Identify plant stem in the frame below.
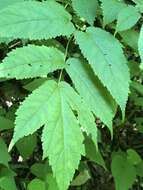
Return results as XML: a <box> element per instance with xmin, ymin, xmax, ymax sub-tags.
<box><xmin>58</xmin><ymin>35</ymin><xmax>73</xmax><ymax>83</ymax></box>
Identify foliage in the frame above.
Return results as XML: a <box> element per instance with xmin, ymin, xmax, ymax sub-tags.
<box><xmin>0</xmin><ymin>0</ymin><xmax>143</xmax><ymax>190</ymax></box>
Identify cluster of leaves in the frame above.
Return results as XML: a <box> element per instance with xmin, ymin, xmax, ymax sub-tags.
<box><xmin>0</xmin><ymin>0</ymin><xmax>143</xmax><ymax>189</ymax></box>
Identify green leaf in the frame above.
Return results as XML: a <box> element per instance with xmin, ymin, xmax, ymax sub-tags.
<box><xmin>120</xmin><ymin>29</ymin><xmax>139</xmax><ymax>52</ymax></box>
<box><xmin>46</xmin><ymin>174</ymin><xmax>59</xmax><ymax>190</ymax></box>
<box><xmin>0</xmin><ymin>45</ymin><xmax>65</xmax><ymax>79</ymax></box>
<box><xmin>111</xmin><ymin>152</ymin><xmax>136</xmax><ymax>190</ymax></box>
<box><xmin>0</xmin><ymin>116</ymin><xmax>14</xmax><ymax>131</ymax></box>
<box><xmin>138</xmin><ymin>24</ymin><xmax>143</xmax><ymax>68</ymax></box>
<box><xmin>31</xmin><ymin>162</ymin><xmax>51</xmax><ymax>180</ymax></box>
<box><xmin>84</xmin><ymin>137</ymin><xmax>106</xmax><ymax>169</ymax></box>
<box><xmin>136</xmin><ymin>162</ymin><xmax>143</xmax><ymax>177</ymax></box>
<box><xmin>42</xmin><ymin>118</ymin><xmax>84</xmax><ymax>190</ymax></box>
<box><xmin>27</xmin><ymin>179</ymin><xmax>46</xmax><ymax>190</ymax></box>
<box><xmin>0</xmin><ymin>167</ymin><xmax>16</xmax><ymax>178</ymax></box>
<box><xmin>131</xmin><ymin>81</ymin><xmax>143</xmax><ymax>96</ymax></box>
<box><xmin>116</xmin><ymin>6</ymin><xmax>140</xmax><ymax>32</ymax></box>
<box><xmin>132</xmin><ymin>0</ymin><xmax>143</xmax><ymax>13</ymax></box>
<box><xmin>57</xmin><ymin>80</ymin><xmax>98</xmax><ymax>146</ymax></box>
<box><xmin>16</xmin><ymin>133</ymin><xmax>37</xmax><ymax>159</ymax></box>
<box><xmin>0</xmin><ymin>0</ymin><xmax>24</xmax><ymax>10</ymax></box>
<box><xmin>0</xmin><ymin>138</ymin><xmax>11</xmax><ymax>167</ymax></box>
<box><xmin>10</xmin><ymin>80</ymin><xmax>88</xmax><ymax>190</ymax></box>
<box><xmin>135</xmin><ymin>117</ymin><xmax>143</xmax><ymax>126</ymax></box>
<box><xmin>128</xmin><ymin>61</ymin><xmax>140</xmax><ymax>78</ymax></box>
<box><xmin>0</xmin><ymin>176</ymin><xmax>17</xmax><ymax>190</ymax></box>
<box><xmin>9</xmin><ymin>80</ymin><xmax>61</xmax><ymax>144</ymax></box>
<box><xmin>72</xmin><ymin>0</ymin><xmax>98</xmax><ymax>25</ymax></box>
<box><xmin>77</xmin><ymin>105</ymin><xmax>98</xmax><ymax>146</ymax></box>
<box><xmin>75</xmin><ymin>27</ymin><xmax>130</xmax><ymax>117</ymax></box>
<box><xmin>71</xmin><ymin>169</ymin><xmax>90</xmax><ymax>186</ymax></box>
<box><xmin>127</xmin><ymin>149</ymin><xmax>142</xmax><ymax>165</ymax></box>
<box><xmin>66</xmin><ymin>58</ymin><xmax>116</xmax><ymax>132</ymax></box>
<box><xmin>134</xmin><ymin>98</ymin><xmax>143</xmax><ymax>107</ymax></box>
<box><xmin>41</xmin><ymin>81</ymin><xmax>85</xmax><ymax>190</ymax></box>
<box><xmin>23</xmin><ymin>78</ymin><xmax>47</xmax><ymax>92</ymax></box>
<box><xmin>100</xmin><ymin>0</ymin><xmax>126</xmax><ymax>26</ymax></box>
<box><xmin>31</xmin><ymin>163</ymin><xmax>59</xmax><ymax>190</ymax></box>
<box><xmin>0</xmin><ymin>1</ymin><xmax>75</xmax><ymax>40</ymax></box>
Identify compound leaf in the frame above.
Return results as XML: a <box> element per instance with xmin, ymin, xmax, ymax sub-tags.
<box><xmin>10</xmin><ymin>80</ymin><xmax>91</xmax><ymax>190</ymax></box>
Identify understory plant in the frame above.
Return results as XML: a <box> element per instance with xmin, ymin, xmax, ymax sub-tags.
<box><xmin>0</xmin><ymin>0</ymin><xmax>143</xmax><ymax>190</ymax></box>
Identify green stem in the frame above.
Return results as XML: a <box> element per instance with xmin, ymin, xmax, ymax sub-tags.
<box><xmin>114</xmin><ymin>30</ymin><xmax>117</xmax><ymax>37</ymax></box>
<box><xmin>58</xmin><ymin>35</ymin><xmax>73</xmax><ymax>83</ymax></box>
<box><xmin>58</xmin><ymin>69</ymin><xmax>63</xmax><ymax>83</ymax></box>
